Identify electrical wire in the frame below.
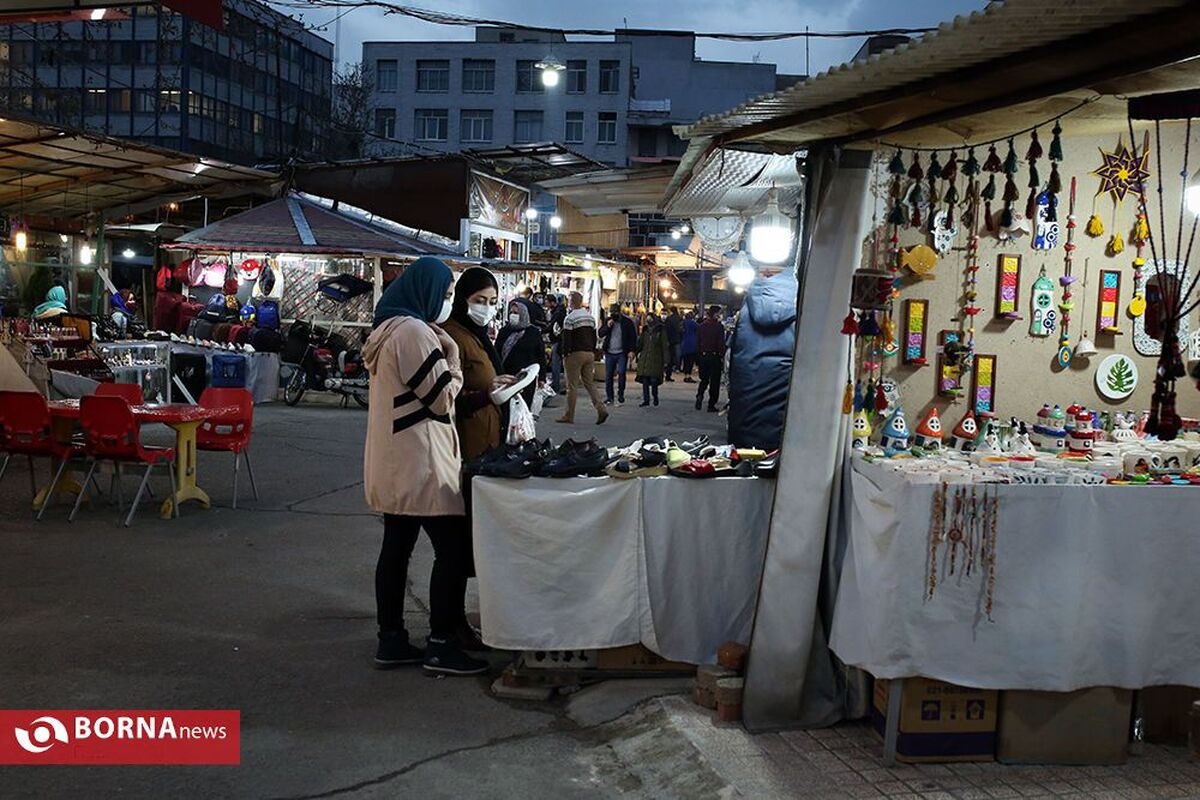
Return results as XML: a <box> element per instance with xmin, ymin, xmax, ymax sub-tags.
<box><xmin>873</xmin><ymin>97</ymin><xmax>1100</xmax><ymax>152</ymax></box>
<box><xmin>270</xmin><ymin>0</ymin><xmax>936</xmax><ymax>42</ymax></box>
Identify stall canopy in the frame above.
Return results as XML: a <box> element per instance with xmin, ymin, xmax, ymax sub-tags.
<box><xmin>539</xmin><ymin>164</ymin><xmax>677</xmax><ymax>216</ymax></box>
<box><xmin>167</xmin><ymin>193</ymin><xmax>459</xmax><ymax>257</ymax></box>
<box><xmin>666</xmin><ymin>0</ymin><xmax>1200</xmax><ymax>733</ymax></box>
<box><xmin>0</xmin><ymin>116</ymin><xmax>276</xmax><ymax>219</ymax></box>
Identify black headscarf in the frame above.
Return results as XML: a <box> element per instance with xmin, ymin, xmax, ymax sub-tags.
<box><xmin>450</xmin><ymin>266</ymin><xmax>502</xmax><ymax>372</ymax></box>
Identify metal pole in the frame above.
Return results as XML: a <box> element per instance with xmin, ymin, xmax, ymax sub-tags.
<box><xmin>698</xmin><ymin>245</ymin><xmax>706</xmax><ymax>312</ymax></box>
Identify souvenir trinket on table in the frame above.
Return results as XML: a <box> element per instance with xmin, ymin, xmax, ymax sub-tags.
<box><xmin>948</xmin><ymin>410</ymin><xmax>978</xmax><ymax>452</ymax></box>
<box><xmin>1031</xmin><ymin>404</ymin><xmax>1068</xmax><ymax>453</ymax></box>
<box><xmin>879</xmin><ymin>407</ymin><xmax>911</xmax><ymax>456</ymax></box>
<box><xmin>1029</xmin><ymin>266</ymin><xmax>1057</xmax><ymax>337</ymax></box>
<box><xmin>851</xmin><ymin>409</ymin><xmax>873</xmax><ymax>449</ymax></box>
<box><xmin>1067</xmin><ymin>407</ymin><xmax>1096</xmax><ymax>457</ymax></box>
<box><xmin>1111</xmin><ymin>411</ymin><xmax>1138</xmax><ymax>442</ymax></box>
<box><xmin>913</xmin><ymin>407</ymin><xmax>944</xmax><ymax>451</ymax></box>
<box><xmin>1010</xmin><ymin>422</ymin><xmax>1037</xmax><ymax>457</ymax></box>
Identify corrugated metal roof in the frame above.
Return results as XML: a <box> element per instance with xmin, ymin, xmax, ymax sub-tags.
<box><xmin>664</xmin><ymin>149</ymin><xmax>800</xmax><ymax>218</ymax></box>
<box><xmin>679</xmin><ymin>0</ymin><xmax>1194</xmax><ymax>146</ymax></box>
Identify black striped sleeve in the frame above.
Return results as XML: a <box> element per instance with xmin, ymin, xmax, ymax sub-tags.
<box><xmin>404</xmin><ymin>348</ymin><xmax>445</xmax><ymax>389</ymax></box>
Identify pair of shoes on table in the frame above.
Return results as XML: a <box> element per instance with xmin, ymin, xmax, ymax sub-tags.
<box><xmin>681</xmin><ymin>435</ymin><xmax>710</xmax><ymax>456</ymax></box>
<box><xmin>469</xmin><ymin>439</ymin><xmax>554</xmax><ymax>479</ymax></box>
<box><xmin>538</xmin><ymin>438</ymin><xmax>610</xmax><ymax>478</ymax></box>
<box><xmin>607</xmin><ymin>446</ymin><xmax>668</xmax><ymax>479</ymax></box>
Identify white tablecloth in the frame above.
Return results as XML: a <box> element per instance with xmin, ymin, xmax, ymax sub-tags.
<box><xmin>169</xmin><ymin>345</ymin><xmax>280</xmax><ymax>403</ymax></box>
<box><xmin>472</xmin><ymin>475</ymin><xmax>775</xmax><ymax>664</ymax></box>
<box><xmin>829</xmin><ymin>457</ymin><xmax>1200</xmax><ymax>690</ymax></box>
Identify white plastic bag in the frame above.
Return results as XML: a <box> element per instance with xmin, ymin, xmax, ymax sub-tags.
<box><xmin>530</xmin><ymin>379</ymin><xmax>554</xmax><ymax>419</ymax></box>
<box><xmin>506</xmin><ymin>393</ymin><xmax>537</xmax><ymax>445</ymax></box>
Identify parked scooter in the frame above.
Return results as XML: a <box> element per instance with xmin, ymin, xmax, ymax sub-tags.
<box><xmin>281</xmin><ymin>274</ymin><xmax>371</xmax><ymax>408</ymax></box>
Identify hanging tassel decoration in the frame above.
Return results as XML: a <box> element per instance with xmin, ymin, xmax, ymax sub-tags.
<box><xmin>928</xmin><ymin>151</ymin><xmax>943</xmax><ymax>179</ymax></box>
<box><xmin>859</xmin><ymin>311</ymin><xmax>882</xmax><ymax>338</ymax></box>
<box><xmin>944</xmin><ymin>181</ymin><xmax>960</xmax><ymax>227</ymax></box>
<box><xmin>842</xmin><ymin>380</ymin><xmax>854</xmax><ymax>415</ymax></box>
<box><xmin>1046</xmin><ymin>163</ymin><xmax>1063</xmax><ymax>222</ymax></box>
<box><xmin>963</xmin><ymin>148</ymin><xmax>980</xmax><ymax>177</ymax></box>
<box><xmin>982</xmin><ymin>144</ymin><xmax>1002</xmax><ymax>173</ymax></box>
<box><xmin>1025</xmin><ymin>129</ymin><xmax>1043</xmax><ymax>161</ymax></box>
<box><xmin>888</xmin><ymin>201</ymin><xmax>906</xmax><ymax>226</ymax></box>
<box><xmin>908</xmin><ymin>153</ymin><xmax>924</xmax><ymax>180</ymax></box>
<box><xmin>1086</xmin><ymin>194</ymin><xmax>1105</xmax><ymax>237</ymax></box>
<box><xmin>1025</xmin><ymin>189</ymin><xmax>1038</xmax><ymax>222</ymax></box>
<box><xmin>874</xmin><ymin>383</ymin><xmax>889</xmax><ymax>414</ymax></box>
<box><xmin>981</xmin><ymin>174</ymin><xmax>997</xmax><ymax>231</ymax></box>
<box><xmin>1002</xmin><ymin>139</ymin><xmax>1019</xmax><ymax>175</ymax></box>
<box><xmin>1048</xmin><ymin>120</ymin><xmax>1064</xmax><ymax>162</ymax></box>
<box><xmin>841</xmin><ymin>311</ymin><xmax>859</xmax><ymax>335</ymax></box>
<box><xmin>1131</xmin><ymin>212</ymin><xmax>1150</xmax><ymax>246</ymax></box>
<box><xmin>941</xmin><ymin>151</ymin><xmax>959</xmax><ymax>181</ymax></box>
<box><xmin>1108</xmin><ymin>231</ymin><xmax>1125</xmax><ymax>256</ymax></box>
<box><xmin>888</xmin><ymin>150</ymin><xmax>906</xmax><ymax>175</ymax></box>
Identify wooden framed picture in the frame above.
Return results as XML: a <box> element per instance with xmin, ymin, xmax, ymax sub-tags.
<box><xmin>936</xmin><ymin>330</ymin><xmax>966</xmax><ymax>397</ymax></box>
<box><xmin>994</xmin><ymin>254</ymin><xmax>1022</xmax><ymax>319</ymax></box>
<box><xmin>1096</xmin><ymin>269</ymin><xmax>1123</xmax><ymax>335</ymax></box>
<box><xmin>902</xmin><ymin>298</ymin><xmax>929</xmax><ymax>365</ymax></box>
<box><xmin>971</xmin><ymin>354</ymin><xmax>997</xmax><ymax>415</ymax></box>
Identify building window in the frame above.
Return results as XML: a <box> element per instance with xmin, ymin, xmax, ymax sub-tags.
<box><xmin>460</xmin><ymin>109</ymin><xmax>493</xmax><ymax>143</ymax></box>
<box><xmin>110</xmin><ymin>89</ymin><xmax>131</xmax><ymax>113</ymax></box>
<box><xmin>462</xmin><ymin>59</ymin><xmax>495</xmax><ymax>93</ymax></box>
<box><xmin>598</xmin><ymin>112</ymin><xmax>617</xmax><ymax>144</ymax></box>
<box><xmin>416</xmin><ymin>59</ymin><xmax>449</xmax><ymax>93</ymax></box>
<box><xmin>84</xmin><ymin>89</ymin><xmax>107</xmax><ymax>114</ymax></box>
<box><xmin>376</xmin><ymin>59</ymin><xmax>398</xmax><ymax>93</ymax></box>
<box><xmin>599</xmin><ymin>60</ymin><xmax>620</xmax><ymax>94</ymax></box>
<box><xmin>566</xmin><ymin>60</ymin><xmax>587</xmax><ymax>94</ymax></box>
<box><xmin>513</xmin><ymin>110</ymin><xmax>543</xmax><ymax>143</ymax></box>
<box><xmin>374</xmin><ymin>108</ymin><xmax>396</xmax><ymax>139</ymax></box>
<box><xmin>414</xmin><ymin>108</ymin><xmax>448</xmax><ymax>141</ymax></box>
<box><xmin>515</xmin><ymin>60</ymin><xmax>542</xmax><ymax>93</ymax></box>
<box><xmin>159</xmin><ymin>90</ymin><xmax>182</xmax><ymax>113</ymax></box>
<box><xmin>565</xmin><ymin>111</ymin><xmax>584</xmax><ymax>144</ymax></box>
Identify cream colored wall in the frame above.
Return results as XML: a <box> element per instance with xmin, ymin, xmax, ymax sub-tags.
<box><xmin>870</xmin><ymin>122</ymin><xmax>1200</xmax><ymax>425</ymax></box>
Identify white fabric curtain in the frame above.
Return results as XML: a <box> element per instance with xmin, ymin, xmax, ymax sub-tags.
<box><xmin>743</xmin><ymin>148</ymin><xmax>875</xmax><ymax>730</ymax></box>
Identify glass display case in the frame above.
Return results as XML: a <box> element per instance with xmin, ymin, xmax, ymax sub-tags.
<box><xmin>97</xmin><ymin>340</ymin><xmax>172</xmax><ymax>403</ymax></box>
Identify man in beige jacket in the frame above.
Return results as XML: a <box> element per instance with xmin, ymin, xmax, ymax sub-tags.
<box><xmin>556</xmin><ymin>291</ymin><xmax>609</xmax><ymax>425</ymax></box>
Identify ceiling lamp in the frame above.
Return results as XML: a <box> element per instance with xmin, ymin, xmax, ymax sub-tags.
<box><xmin>14</xmin><ymin>226</ymin><xmax>27</xmax><ymax>252</ymax></box>
<box><xmin>727</xmin><ymin>250</ymin><xmax>756</xmax><ymax>288</ymax></box>
<box><xmin>549</xmin><ymin>215</ymin><xmax>562</xmax><ymax>230</ymax></box>
<box><xmin>524</xmin><ymin>207</ymin><xmax>538</xmax><ymax>220</ymax></box>
<box><xmin>670</xmin><ymin>229</ymin><xmax>681</xmax><ymax>240</ymax></box>
<box><xmin>537</xmin><ymin>57</ymin><xmax>565</xmax><ymax>87</ymax></box>
<box><xmin>79</xmin><ymin>243</ymin><xmax>94</xmax><ymax>265</ymax></box>
<box><xmin>748</xmin><ymin>189</ymin><xmax>793</xmax><ymax>264</ymax></box>
<box><xmin>122</xmin><ymin>248</ymin><xmax>136</xmax><ymax>258</ymax></box>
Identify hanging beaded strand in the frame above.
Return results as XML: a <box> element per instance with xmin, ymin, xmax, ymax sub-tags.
<box><xmin>1059</xmin><ymin>176</ymin><xmax>1079</xmax><ymax>353</ymax></box>
<box><xmin>985</xmin><ymin>487</ymin><xmax>1000</xmax><ymax>621</ymax></box>
<box><xmin>927</xmin><ymin>483</ymin><xmax>946</xmax><ymax>600</ymax></box>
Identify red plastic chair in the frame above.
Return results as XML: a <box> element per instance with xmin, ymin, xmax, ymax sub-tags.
<box><xmin>0</xmin><ymin>390</ymin><xmax>80</xmax><ymax>515</ymax></box>
<box><xmin>73</xmin><ymin>395</ymin><xmax>176</xmax><ymax>527</ymax></box>
<box><xmin>196</xmin><ymin>387</ymin><xmax>257</xmax><ymax>508</ymax></box>
<box><xmin>96</xmin><ymin>382</ymin><xmax>145</xmax><ymax>405</ymax></box>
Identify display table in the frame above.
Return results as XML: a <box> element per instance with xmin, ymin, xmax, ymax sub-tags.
<box><xmin>829</xmin><ymin>455</ymin><xmax>1200</xmax><ymax>692</ymax></box>
<box><xmin>472</xmin><ymin>475</ymin><xmax>775</xmax><ymax>665</ymax></box>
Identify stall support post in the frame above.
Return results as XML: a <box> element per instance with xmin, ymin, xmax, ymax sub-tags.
<box><xmin>372</xmin><ymin>257</ymin><xmax>382</xmax><ymax>310</ymax></box>
<box><xmin>92</xmin><ymin>217</ymin><xmax>107</xmax><ymax>316</ymax></box>
<box><xmin>882</xmin><ymin>677</ymin><xmax>904</xmax><ymax>766</ymax></box>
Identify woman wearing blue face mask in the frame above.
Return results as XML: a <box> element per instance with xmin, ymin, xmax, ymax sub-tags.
<box><xmin>364</xmin><ymin>257</ymin><xmax>487</xmax><ymax>676</ymax></box>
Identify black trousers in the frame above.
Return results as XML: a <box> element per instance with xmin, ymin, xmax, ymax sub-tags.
<box><xmin>696</xmin><ymin>353</ymin><xmax>723</xmax><ymax>408</ymax></box>
<box><xmin>680</xmin><ymin>352</ymin><xmax>696</xmax><ymax>375</ymax></box>
<box><xmin>376</xmin><ymin>513</ymin><xmax>472</xmax><ymax>641</ymax></box>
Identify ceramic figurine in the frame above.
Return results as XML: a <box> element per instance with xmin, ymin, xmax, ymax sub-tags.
<box><xmin>1030</xmin><ymin>267</ymin><xmax>1057</xmax><ymax>337</ymax></box>
<box><xmin>949</xmin><ymin>409</ymin><xmax>979</xmax><ymax>452</ymax></box>
<box><xmin>1033</xmin><ymin>191</ymin><xmax>1060</xmax><ymax>250</ymax></box>
<box><xmin>913</xmin><ymin>407</ymin><xmax>944</xmax><ymax>450</ymax></box>
<box><xmin>875</xmin><ymin>377</ymin><xmax>900</xmax><ymax>418</ymax></box>
<box><xmin>977</xmin><ymin>421</ymin><xmax>1003</xmax><ymax>454</ymax></box>
<box><xmin>851</xmin><ymin>409</ymin><xmax>872</xmax><ymax>449</ymax></box>
<box><xmin>1111</xmin><ymin>411</ymin><xmax>1138</xmax><ymax>442</ymax></box>
<box><xmin>879</xmin><ymin>407</ymin><xmax>911</xmax><ymax>456</ymax></box>
<box><xmin>1032</xmin><ymin>404</ymin><xmax>1068</xmax><ymax>453</ymax></box>
<box><xmin>1068</xmin><ymin>407</ymin><xmax>1096</xmax><ymax>456</ymax></box>
<box><xmin>1012</xmin><ymin>422</ymin><xmax>1038</xmax><ymax>456</ymax></box>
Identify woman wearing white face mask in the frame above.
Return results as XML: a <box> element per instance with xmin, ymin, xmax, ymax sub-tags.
<box><xmin>495</xmin><ymin>298</ymin><xmax>546</xmax><ymax>408</ymax></box>
<box><xmin>441</xmin><ymin>267</ymin><xmax>515</xmax><ymax>462</ymax></box>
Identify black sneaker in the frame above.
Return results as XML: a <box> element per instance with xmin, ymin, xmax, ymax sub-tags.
<box><xmin>374</xmin><ymin>631</ymin><xmax>424</xmax><ymax>669</ymax></box>
<box><xmin>539</xmin><ymin>439</ymin><xmax>610</xmax><ymax>477</ymax></box>
<box><xmin>423</xmin><ymin>637</ymin><xmax>489</xmax><ymax>676</ymax></box>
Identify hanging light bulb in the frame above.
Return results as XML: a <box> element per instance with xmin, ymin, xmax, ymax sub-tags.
<box><xmin>658</xmin><ymin>278</ymin><xmax>671</xmax><ymax>289</ymax></box>
<box><xmin>1186</xmin><ymin>167</ymin><xmax>1200</xmax><ymax>215</ymax></box>
<box><xmin>79</xmin><ymin>243</ymin><xmax>93</xmax><ymax>265</ymax></box>
<box><xmin>122</xmin><ymin>248</ymin><xmax>136</xmax><ymax>259</ymax></box>
<box><xmin>748</xmin><ymin>189</ymin><xmax>793</xmax><ymax>264</ymax></box>
<box><xmin>536</xmin><ymin>57</ymin><xmax>565</xmax><ymax>88</ymax></box>
<box><xmin>727</xmin><ymin>250</ymin><xmax>757</xmax><ymax>288</ymax></box>
<box><xmin>59</xmin><ymin>233</ymin><xmax>69</xmax><ymax>244</ymax></box>
<box><xmin>549</xmin><ymin>215</ymin><xmax>562</xmax><ymax>230</ymax></box>
<box><xmin>679</xmin><ymin>223</ymin><xmax>690</xmax><ymax>234</ymax></box>
<box><xmin>524</xmin><ymin>207</ymin><xmax>538</xmax><ymax>221</ymax></box>
<box><xmin>671</xmin><ymin>229</ymin><xmax>682</xmax><ymax>240</ymax></box>
<box><xmin>14</xmin><ymin>228</ymin><xmax>27</xmax><ymax>252</ymax></box>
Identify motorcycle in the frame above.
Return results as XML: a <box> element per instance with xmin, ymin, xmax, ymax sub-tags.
<box><xmin>281</xmin><ymin>274</ymin><xmax>372</xmax><ymax>408</ymax></box>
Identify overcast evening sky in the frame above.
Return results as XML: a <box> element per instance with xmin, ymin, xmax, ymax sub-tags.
<box><xmin>272</xmin><ymin>0</ymin><xmax>988</xmax><ymax>76</ymax></box>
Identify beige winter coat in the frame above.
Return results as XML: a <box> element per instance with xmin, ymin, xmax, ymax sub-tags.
<box><xmin>363</xmin><ymin>316</ymin><xmax>465</xmax><ymax>517</ymax></box>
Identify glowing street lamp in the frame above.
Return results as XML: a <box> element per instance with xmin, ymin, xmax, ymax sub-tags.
<box><xmin>536</xmin><ymin>57</ymin><xmax>565</xmax><ymax>88</ymax></box>
<box><xmin>727</xmin><ymin>250</ymin><xmax>756</xmax><ymax>288</ymax></box>
<box><xmin>748</xmin><ymin>189</ymin><xmax>793</xmax><ymax>264</ymax></box>
<box><xmin>549</xmin><ymin>215</ymin><xmax>562</xmax><ymax>230</ymax></box>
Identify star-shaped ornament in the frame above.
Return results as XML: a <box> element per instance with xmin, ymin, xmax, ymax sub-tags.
<box><xmin>1093</xmin><ymin>138</ymin><xmax>1151</xmax><ymax>203</ymax></box>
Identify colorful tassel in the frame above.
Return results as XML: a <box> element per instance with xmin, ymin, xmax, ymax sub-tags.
<box><xmin>1002</xmin><ymin>174</ymin><xmax>1020</xmax><ymax>203</ymax></box>
<box><xmin>842</xmin><ymin>381</ymin><xmax>853</xmax><ymax>414</ymax></box>
<box><xmin>1048</xmin><ymin>121</ymin><xmax>1064</xmax><ymax>162</ymax></box>
<box><xmin>980</xmin><ymin>174</ymin><xmax>996</xmax><ymax>201</ymax></box>
<box><xmin>859</xmin><ymin>311</ymin><xmax>882</xmax><ymax>338</ymax></box>
<box><xmin>908</xmin><ymin>153</ymin><xmax>924</xmax><ymax>180</ymax></box>
<box><xmin>1000</xmin><ymin>206</ymin><xmax>1014</xmax><ymax>229</ymax></box>
<box><xmin>888</xmin><ymin>202</ymin><xmax>906</xmax><ymax>226</ymax></box>
<box><xmin>928</xmin><ymin>151</ymin><xmax>943</xmax><ymax>178</ymax></box>
<box><xmin>1003</xmin><ymin>139</ymin><xmax>1019</xmax><ymax>174</ymax></box>
<box><xmin>1107</xmin><ymin>232</ymin><xmax>1125</xmax><ymax>256</ymax></box>
<box><xmin>982</xmin><ymin>144</ymin><xmax>1002</xmax><ymax>173</ymax></box>
<box><xmin>984</xmin><ymin>202</ymin><xmax>995</xmax><ymax>231</ymax></box>
<box><xmin>888</xmin><ymin>150</ymin><xmax>905</xmax><ymax>175</ymax></box>
<box><xmin>1027</xmin><ymin>162</ymin><xmax>1040</xmax><ymax>189</ymax></box>
<box><xmin>963</xmin><ymin>148</ymin><xmax>980</xmax><ymax>177</ymax></box>
<box><xmin>941</xmin><ymin>151</ymin><xmax>959</xmax><ymax>181</ymax></box>
<box><xmin>1132</xmin><ymin>212</ymin><xmax>1150</xmax><ymax>246</ymax></box>
<box><xmin>1047</xmin><ymin>162</ymin><xmax>1062</xmax><ymax>195</ymax></box>
<box><xmin>1086</xmin><ymin>214</ymin><xmax>1105</xmax><ymax>237</ymax></box>
<box><xmin>1025</xmin><ymin>190</ymin><xmax>1037</xmax><ymax>221</ymax></box>
<box><xmin>841</xmin><ymin>311</ymin><xmax>859</xmax><ymax>335</ymax></box>
<box><xmin>853</xmin><ymin>380</ymin><xmax>864</xmax><ymax>412</ymax></box>
<box><xmin>1025</xmin><ymin>130</ymin><xmax>1043</xmax><ymax>161</ymax></box>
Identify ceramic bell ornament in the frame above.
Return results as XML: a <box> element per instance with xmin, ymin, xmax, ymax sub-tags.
<box><xmin>913</xmin><ymin>407</ymin><xmax>944</xmax><ymax>450</ymax></box>
<box><xmin>949</xmin><ymin>409</ymin><xmax>979</xmax><ymax>451</ymax></box>
<box><xmin>851</xmin><ymin>409</ymin><xmax>872</xmax><ymax>449</ymax></box>
<box><xmin>1074</xmin><ymin>335</ymin><xmax>1098</xmax><ymax>359</ymax></box>
<box><xmin>1030</xmin><ymin>266</ymin><xmax>1057</xmax><ymax>337</ymax></box>
<box><xmin>879</xmin><ymin>407</ymin><xmax>911</xmax><ymax>456</ymax></box>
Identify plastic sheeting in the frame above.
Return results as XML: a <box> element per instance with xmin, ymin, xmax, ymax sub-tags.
<box><xmin>831</xmin><ymin>459</ymin><xmax>1200</xmax><ymax>690</ymax></box>
<box><xmin>471</xmin><ymin>475</ymin><xmax>774</xmax><ymax>664</ymax></box>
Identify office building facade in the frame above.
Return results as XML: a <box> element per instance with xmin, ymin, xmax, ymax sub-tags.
<box><xmin>0</xmin><ymin>0</ymin><xmax>333</xmax><ymax>166</ymax></box>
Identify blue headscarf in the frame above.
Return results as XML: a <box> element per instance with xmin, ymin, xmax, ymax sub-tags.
<box><xmin>373</xmin><ymin>256</ymin><xmax>454</xmax><ymax>327</ymax></box>
<box><xmin>33</xmin><ymin>285</ymin><xmax>68</xmax><ymax>318</ymax></box>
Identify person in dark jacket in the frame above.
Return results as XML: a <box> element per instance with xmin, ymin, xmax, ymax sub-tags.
<box><xmin>679</xmin><ymin>311</ymin><xmax>699</xmax><ymax>381</ymax></box>
<box><xmin>495</xmin><ymin>299</ymin><xmax>545</xmax><ymax>406</ymax></box>
<box><xmin>727</xmin><ymin>271</ymin><xmax>797</xmax><ymax>449</ymax></box>
<box><xmin>695</xmin><ymin>305</ymin><xmax>726</xmax><ymax>412</ymax></box>
<box><xmin>598</xmin><ymin>303</ymin><xmax>638</xmax><ymax>404</ymax></box>
<box><xmin>547</xmin><ymin>295</ymin><xmax>567</xmax><ymax>394</ymax></box>
<box><xmin>556</xmin><ymin>291</ymin><xmax>608</xmax><ymax>425</ymax></box>
<box><xmin>635</xmin><ymin>312</ymin><xmax>671</xmax><ymax>406</ymax></box>
<box><xmin>663</xmin><ymin>307</ymin><xmax>682</xmax><ymax>382</ymax></box>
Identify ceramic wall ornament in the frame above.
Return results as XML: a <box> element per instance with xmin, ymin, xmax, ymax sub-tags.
<box><xmin>997</xmin><ymin>212</ymin><xmax>1031</xmax><ymax>242</ymax></box>
<box><xmin>1029</xmin><ymin>267</ymin><xmax>1057</xmax><ymax>337</ymax></box>
<box><xmin>936</xmin><ymin>330</ymin><xmax>969</xmax><ymax>397</ymax></box>
<box><xmin>1132</xmin><ymin>260</ymin><xmax>1191</xmax><ymax>356</ymax></box>
<box><xmin>900</xmin><ymin>244</ymin><xmax>939</xmax><ymax>279</ymax></box>
<box><xmin>970</xmin><ymin>353</ymin><xmax>997</xmax><ymax>415</ymax></box>
<box><xmin>1032</xmin><ymin>191</ymin><xmax>1060</xmax><ymax>250</ymax></box>
<box><xmin>994</xmin><ymin>254</ymin><xmax>1022</xmax><ymax>320</ymax></box>
<box><xmin>948</xmin><ymin>410</ymin><xmax>978</xmax><ymax>451</ymax></box>
<box><xmin>851</xmin><ymin>409</ymin><xmax>873</xmax><ymax>449</ymax></box>
<box><xmin>1096</xmin><ymin>353</ymin><xmax>1139</xmax><ymax>400</ymax></box>
<box><xmin>1096</xmin><ymin>269</ymin><xmax>1124</xmax><ymax>335</ymax></box>
<box><xmin>874</xmin><ymin>376</ymin><xmax>901</xmax><ymax>420</ymax></box>
<box><xmin>913</xmin><ymin>407</ymin><xmax>944</xmax><ymax>450</ymax></box>
<box><xmin>902</xmin><ymin>298</ymin><xmax>929</xmax><ymax>365</ymax></box>
<box><xmin>879</xmin><ymin>407</ymin><xmax>911</xmax><ymax>456</ymax></box>
<box><xmin>931</xmin><ymin>210</ymin><xmax>958</xmax><ymax>256</ymax></box>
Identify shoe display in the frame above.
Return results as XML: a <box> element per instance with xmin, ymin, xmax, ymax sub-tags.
<box><xmin>469</xmin><ymin>439</ymin><xmax>553</xmax><ymax>479</ymax></box>
<box><xmin>681</xmin><ymin>435</ymin><xmax>711</xmax><ymax>455</ymax></box>
<box><xmin>538</xmin><ymin>439</ymin><xmax>610</xmax><ymax>478</ymax></box>
<box><xmin>666</xmin><ymin>447</ymin><xmax>690</xmax><ymax>469</ymax></box>
<box><xmin>374</xmin><ymin>631</ymin><xmax>425</xmax><ymax>669</ymax></box>
<box><xmin>671</xmin><ymin>459</ymin><xmax>716</xmax><ymax>478</ymax></box>
<box><xmin>423</xmin><ymin>637</ymin><xmax>489</xmax><ymax>676</ymax></box>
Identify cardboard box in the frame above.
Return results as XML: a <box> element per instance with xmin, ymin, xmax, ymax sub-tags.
<box><xmin>872</xmin><ymin>677</ymin><xmax>997</xmax><ymax>763</ymax></box>
<box><xmin>593</xmin><ymin>644</ymin><xmax>693</xmax><ymax>673</ymax></box>
<box><xmin>1141</xmin><ymin>686</ymin><xmax>1200</xmax><ymax>745</ymax></box>
<box><xmin>998</xmin><ymin>687</ymin><xmax>1132</xmax><ymax>765</ymax></box>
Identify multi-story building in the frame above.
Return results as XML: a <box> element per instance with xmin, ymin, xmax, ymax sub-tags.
<box><xmin>363</xmin><ymin>27</ymin><xmax>784</xmax><ymax>166</ymax></box>
<box><xmin>0</xmin><ymin>0</ymin><xmax>333</xmax><ymax>166</ymax></box>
